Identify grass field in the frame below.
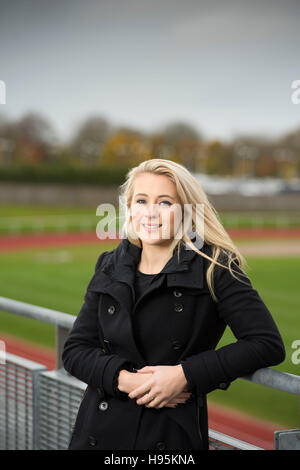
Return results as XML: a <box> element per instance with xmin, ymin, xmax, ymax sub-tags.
<box><xmin>0</xmin><ymin>238</ymin><xmax>299</xmax><ymax>428</ymax></box>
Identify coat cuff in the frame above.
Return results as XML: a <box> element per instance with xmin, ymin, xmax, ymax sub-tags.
<box><xmin>180</xmin><ymin>349</ymin><xmax>231</xmax><ymax>394</ymax></box>
<box><xmin>102</xmin><ymin>355</ymin><xmax>134</xmax><ymax>397</ymax></box>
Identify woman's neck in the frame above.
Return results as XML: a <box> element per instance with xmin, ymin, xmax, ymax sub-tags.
<box><xmin>138</xmin><ymin>243</ymin><xmax>174</xmax><ymax>274</ymax></box>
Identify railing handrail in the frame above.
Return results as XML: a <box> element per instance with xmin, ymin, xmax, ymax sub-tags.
<box><xmin>0</xmin><ymin>296</ymin><xmax>74</xmax><ymax>329</ymax></box>
<box><xmin>1</xmin><ymin>295</ymin><xmax>300</xmax><ymax>395</ymax></box>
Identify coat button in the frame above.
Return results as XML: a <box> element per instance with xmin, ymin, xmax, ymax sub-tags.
<box><xmin>108</xmin><ymin>305</ymin><xmax>115</xmax><ymax>315</ymax></box>
<box><xmin>88</xmin><ymin>435</ymin><xmax>97</xmax><ymax>447</ymax></box>
<box><xmin>97</xmin><ymin>387</ymin><xmax>104</xmax><ymax>398</ymax></box>
<box><xmin>173</xmin><ymin>290</ymin><xmax>182</xmax><ymax>297</ymax></box>
<box><xmin>156</xmin><ymin>441</ymin><xmax>166</xmax><ymax>450</ymax></box>
<box><xmin>99</xmin><ymin>400</ymin><xmax>109</xmax><ymax>411</ymax></box>
<box><xmin>174</xmin><ymin>303</ymin><xmax>184</xmax><ymax>312</ymax></box>
<box><xmin>219</xmin><ymin>382</ymin><xmax>228</xmax><ymax>390</ymax></box>
<box><xmin>172</xmin><ymin>340</ymin><xmax>183</xmax><ymax>350</ymax></box>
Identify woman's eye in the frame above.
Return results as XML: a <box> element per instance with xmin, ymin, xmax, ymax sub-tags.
<box><xmin>160</xmin><ymin>200</ymin><xmax>172</xmax><ymax>206</ymax></box>
<box><xmin>136</xmin><ymin>199</ymin><xmax>172</xmax><ymax>206</ymax></box>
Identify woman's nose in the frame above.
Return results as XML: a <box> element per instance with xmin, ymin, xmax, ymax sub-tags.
<box><xmin>145</xmin><ymin>203</ymin><xmax>160</xmax><ymax>217</ymax></box>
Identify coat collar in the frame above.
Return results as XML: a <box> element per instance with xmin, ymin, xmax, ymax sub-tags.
<box><xmin>101</xmin><ymin>236</ymin><xmax>206</xmax><ymax>291</ymax></box>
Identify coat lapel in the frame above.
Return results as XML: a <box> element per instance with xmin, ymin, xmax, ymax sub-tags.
<box><xmin>88</xmin><ymin>237</ymin><xmax>206</xmax><ymax>365</ymax></box>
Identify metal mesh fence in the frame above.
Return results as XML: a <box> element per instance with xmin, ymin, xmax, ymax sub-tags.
<box><xmin>0</xmin><ymin>353</ymin><xmax>46</xmax><ymax>450</ymax></box>
<box><xmin>39</xmin><ymin>369</ymin><xmax>86</xmax><ymax>450</ymax></box>
<box><xmin>1</xmin><ymin>351</ymin><xmax>292</xmax><ymax>450</ymax></box>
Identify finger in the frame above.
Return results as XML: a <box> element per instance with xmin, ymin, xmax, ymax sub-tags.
<box><xmin>177</xmin><ymin>392</ymin><xmax>192</xmax><ymax>398</ymax></box>
<box><xmin>166</xmin><ymin>398</ymin><xmax>186</xmax><ymax>406</ymax></box>
<box><xmin>136</xmin><ymin>366</ymin><xmax>156</xmax><ymax>374</ymax></box>
<box><xmin>156</xmin><ymin>399</ymin><xmax>169</xmax><ymax>409</ymax></box>
<box><xmin>168</xmin><ymin>394</ymin><xmax>190</xmax><ymax>402</ymax></box>
<box><xmin>136</xmin><ymin>392</ymin><xmax>155</xmax><ymax>406</ymax></box>
<box><xmin>171</xmin><ymin>397</ymin><xmax>188</xmax><ymax>403</ymax></box>
<box><xmin>144</xmin><ymin>394</ymin><xmax>163</xmax><ymax>408</ymax></box>
<box><xmin>129</xmin><ymin>381</ymin><xmax>152</xmax><ymax>399</ymax></box>
<box><xmin>164</xmin><ymin>394</ymin><xmax>192</xmax><ymax>406</ymax></box>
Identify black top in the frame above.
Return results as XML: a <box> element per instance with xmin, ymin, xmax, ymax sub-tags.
<box><xmin>134</xmin><ymin>269</ymin><xmax>158</xmax><ymax>303</ymax></box>
<box><xmin>132</xmin><ymin>269</ymin><xmax>159</xmax><ymax>361</ymax></box>
<box><xmin>112</xmin><ymin>269</ymin><xmax>158</xmax><ymax>393</ymax></box>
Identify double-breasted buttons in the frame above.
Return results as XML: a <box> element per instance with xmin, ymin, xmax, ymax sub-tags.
<box><xmin>174</xmin><ymin>303</ymin><xmax>184</xmax><ymax>312</ymax></box>
<box><xmin>156</xmin><ymin>441</ymin><xmax>166</xmax><ymax>450</ymax></box>
<box><xmin>99</xmin><ymin>400</ymin><xmax>109</xmax><ymax>411</ymax></box>
<box><xmin>218</xmin><ymin>382</ymin><xmax>229</xmax><ymax>390</ymax></box>
<box><xmin>88</xmin><ymin>435</ymin><xmax>97</xmax><ymax>447</ymax></box>
<box><xmin>173</xmin><ymin>290</ymin><xmax>182</xmax><ymax>297</ymax></box>
<box><xmin>172</xmin><ymin>340</ymin><xmax>183</xmax><ymax>350</ymax></box>
<box><xmin>108</xmin><ymin>305</ymin><xmax>116</xmax><ymax>315</ymax></box>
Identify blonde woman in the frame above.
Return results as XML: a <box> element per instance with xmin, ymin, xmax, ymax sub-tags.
<box><xmin>62</xmin><ymin>158</ymin><xmax>285</xmax><ymax>451</ymax></box>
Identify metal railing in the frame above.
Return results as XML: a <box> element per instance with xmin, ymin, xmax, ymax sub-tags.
<box><xmin>0</xmin><ymin>353</ymin><xmax>47</xmax><ymax>449</ymax></box>
<box><xmin>1</xmin><ymin>296</ymin><xmax>300</xmax><ymax>451</ymax></box>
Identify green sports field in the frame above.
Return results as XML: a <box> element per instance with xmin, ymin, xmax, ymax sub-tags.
<box><xmin>0</xmin><ymin>241</ymin><xmax>299</xmax><ymax>428</ymax></box>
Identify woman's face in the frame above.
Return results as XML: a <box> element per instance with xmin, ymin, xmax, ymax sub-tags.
<box><xmin>130</xmin><ymin>172</ymin><xmax>182</xmax><ymax>247</ymax></box>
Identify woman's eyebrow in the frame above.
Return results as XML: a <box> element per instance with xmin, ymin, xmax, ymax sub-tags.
<box><xmin>135</xmin><ymin>193</ymin><xmax>175</xmax><ymax>200</ymax></box>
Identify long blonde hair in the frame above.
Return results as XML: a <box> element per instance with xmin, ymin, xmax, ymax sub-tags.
<box><xmin>119</xmin><ymin>158</ymin><xmax>249</xmax><ymax>302</ymax></box>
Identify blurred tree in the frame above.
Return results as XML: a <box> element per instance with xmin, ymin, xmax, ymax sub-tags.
<box><xmin>255</xmin><ymin>152</ymin><xmax>277</xmax><ymax>177</ymax></box>
<box><xmin>146</xmin><ymin>131</ymin><xmax>180</xmax><ymax>165</ymax></box>
<box><xmin>276</xmin><ymin>127</ymin><xmax>300</xmax><ymax>178</ymax></box>
<box><xmin>273</xmin><ymin>147</ymin><xmax>297</xmax><ymax>179</ymax></box>
<box><xmin>204</xmin><ymin>140</ymin><xmax>235</xmax><ymax>176</ymax></box>
<box><xmin>0</xmin><ymin>114</ymin><xmax>15</xmax><ymax>165</ymax></box>
<box><xmin>147</xmin><ymin>132</ymin><xmax>173</xmax><ymax>159</ymax></box>
<box><xmin>69</xmin><ymin>115</ymin><xmax>111</xmax><ymax>166</ymax></box>
<box><xmin>101</xmin><ymin>127</ymin><xmax>151</xmax><ymax>168</ymax></box>
<box><xmin>0</xmin><ymin>112</ymin><xmax>58</xmax><ymax>165</ymax></box>
<box><xmin>232</xmin><ymin>136</ymin><xmax>265</xmax><ymax>177</ymax></box>
<box><xmin>161</xmin><ymin>121</ymin><xmax>202</xmax><ymax>172</ymax></box>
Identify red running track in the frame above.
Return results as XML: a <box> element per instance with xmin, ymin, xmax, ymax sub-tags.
<box><xmin>1</xmin><ymin>333</ymin><xmax>285</xmax><ymax>450</ymax></box>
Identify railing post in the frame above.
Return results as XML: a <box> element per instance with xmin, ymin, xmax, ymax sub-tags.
<box><xmin>55</xmin><ymin>325</ymin><xmax>70</xmax><ymax>370</ymax></box>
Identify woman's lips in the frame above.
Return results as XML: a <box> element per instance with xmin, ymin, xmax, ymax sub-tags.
<box><xmin>142</xmin><ymin>224</ymin><xmax>162</xmax><ymax>232</ymax></box>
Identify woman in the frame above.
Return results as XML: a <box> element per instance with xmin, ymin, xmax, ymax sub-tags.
<box><xmin>62</xmin><ymin>158</ymin><xmax>285</xmax><ymax>451</ymax></box>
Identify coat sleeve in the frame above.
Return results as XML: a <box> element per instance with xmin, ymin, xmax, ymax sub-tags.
<box><xmin>180</xmin><ymin>255</ymin><xmax>286</xmax><ymax>394</ymax></box>
<box><xmin>62</xmin><ymin>252</ymin><xmax>135</xmax><ymax>398</ymax></box>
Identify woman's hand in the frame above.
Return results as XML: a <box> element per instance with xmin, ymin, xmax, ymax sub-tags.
<box><xmin>128</xmin><ymin>365</ymin><xmax>189</xmax><ymax>409</ymax></box>
<box><xmin>118</xmin><ymin>370</ymin><xmax>153</xmax><ymax>395</ymax></box>
<box><xmin>118</xmin><ymin>367</ymin><xmax>191</xmax><ymax>409</ymax></box>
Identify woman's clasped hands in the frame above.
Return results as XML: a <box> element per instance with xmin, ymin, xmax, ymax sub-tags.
<box><xmin>118</xmin><ymin>364</ymin><xmax>191</xmax><ymax>409</ymax></box>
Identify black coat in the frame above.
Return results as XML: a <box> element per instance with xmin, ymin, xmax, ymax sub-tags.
<box><xmin>62</xmin><ymin>237</ymin><xmax>285</xmax><ymax>451</ymax></box>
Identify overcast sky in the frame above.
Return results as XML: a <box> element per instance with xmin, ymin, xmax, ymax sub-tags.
<box><xmin>0</xmin><ymin>0</ymin><xmax>300</xmax><ymax>142</ymax></box>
